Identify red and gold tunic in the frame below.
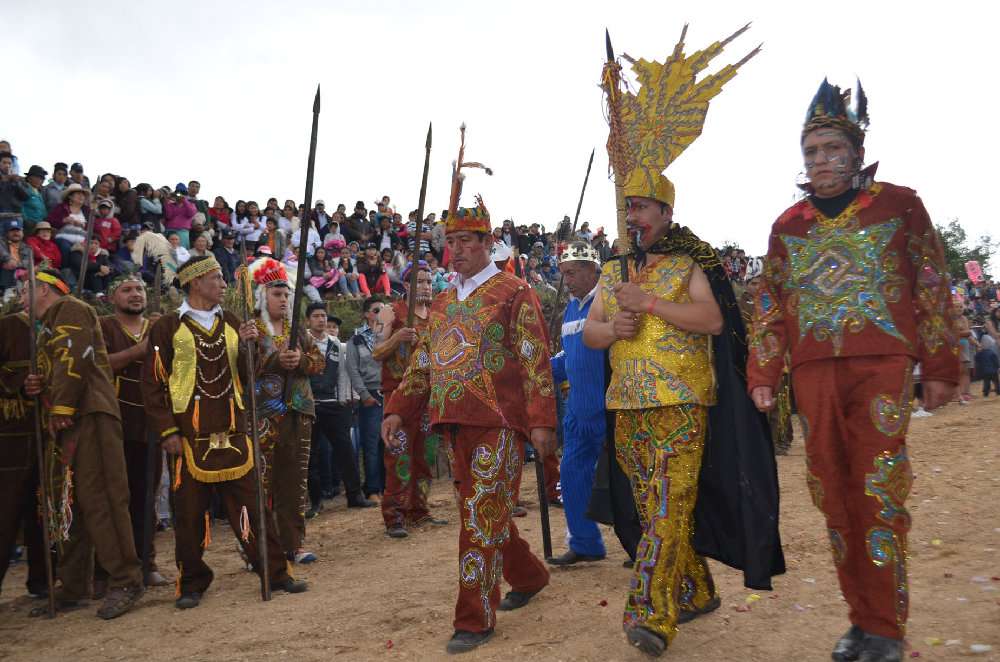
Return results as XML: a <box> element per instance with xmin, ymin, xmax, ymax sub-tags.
<box><xmin>380</xmin><ymin>299</ymin><xmax>430</xmax><ymax>397</ymax></box>
<box><xmin>385</xmin><ymin>271</ymin><xmax>557</xmax><ymax>437</ymax></box>
<box><xmin>747</xmin><ymin>181</ymin><xmax>959</xmax><ymax>391</ymax></box>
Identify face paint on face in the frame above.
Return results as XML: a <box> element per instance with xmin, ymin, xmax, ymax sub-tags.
<box><xmin>802</xmin><ymin>128</ymin><xmax>861</xmax><ymax>197</ymax></box>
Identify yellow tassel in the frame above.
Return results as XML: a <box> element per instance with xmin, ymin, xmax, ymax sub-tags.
<box><xmin>201</xmin><ymin>511</ymin><xmax>212</xmax><ymax>549</ymax></box>
<box><xmin>229</xmin><ymin>397</ymin><xmax>236</xmax><ymax>433</ymax></box>
<box><xmin>173</xmin><ymin>455</ymin><xmax>182</xmax><ymax>491</ymax></box>
<box><xmin>239</xmin><ymin>506</ymin><xmax>251</xmax><ymax>543</ymax></box>
<box><xmin>192</xmin><ymin>396</ymin><xmax>201</xmax><ymax>434</ymax></box>
<box><xmin>175</xmin><ymin>562</ymin><xmax>182</xmax><ymax>598</ymax></box>
<box><xmin>153</xmin><ymin>345</ymin><xmax>168</xmax><ymax>384</ymax></box>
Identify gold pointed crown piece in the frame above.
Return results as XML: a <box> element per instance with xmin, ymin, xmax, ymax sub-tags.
<box><xmin>604</xmin><ymin>23</ymin><xmax>760</xmax><ymax>207</ymax></box>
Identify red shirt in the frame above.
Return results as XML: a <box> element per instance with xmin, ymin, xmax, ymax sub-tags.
<box><xmin>94</xmin><ymin>215</ymin><xmax>122</xmax><ymax>250</ymax></box>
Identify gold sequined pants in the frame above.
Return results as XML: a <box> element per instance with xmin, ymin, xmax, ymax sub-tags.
<box><xmin>614</xmin><ymin>404</ymin><xmax>717</xmax><ymax>644</ymax></box>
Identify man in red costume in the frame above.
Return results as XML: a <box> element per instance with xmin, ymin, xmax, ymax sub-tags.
<box><xmin>382</xmin><ymin>127</ymin><xmax>555</xmax><ymax>655</ymax></box>
<box><xmin>748</xmin><ymin>79</ymin><xmax>959</xmax><ymax>662</ymax></box>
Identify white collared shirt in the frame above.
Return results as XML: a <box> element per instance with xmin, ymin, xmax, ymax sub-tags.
<box><xmin>454</xmin><ymin>261</ymin><xmax>501</xmax><ymax>302</ymax></box>
<box><xmin>179</xmin><ymin>300</ymin><xmax>224</xmax><ymax>331</ymax></box>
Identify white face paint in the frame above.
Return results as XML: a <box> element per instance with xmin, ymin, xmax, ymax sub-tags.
<box><xmin>802</xmin><ymin>128</ymin><xmax>861</xmax><ymax>197</ymax></box>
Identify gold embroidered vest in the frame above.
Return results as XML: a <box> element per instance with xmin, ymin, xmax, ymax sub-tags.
<box><xmin>601</xmin><ymin>254</ymin><xmax>716</xmax><ymax>410</ymax></box>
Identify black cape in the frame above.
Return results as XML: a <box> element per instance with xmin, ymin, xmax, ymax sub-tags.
<box><xmin>589</xmin><ymin>226</ymin><xmax>786</xmax><ymax>590</ymax></box>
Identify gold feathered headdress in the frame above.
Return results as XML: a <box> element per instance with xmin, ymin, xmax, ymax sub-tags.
<box><xmin>603</xmin><ymin>23</ymin><xmax>760</xmax><ymax>209</ymax></box>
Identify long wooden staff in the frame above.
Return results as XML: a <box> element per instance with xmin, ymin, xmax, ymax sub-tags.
<box><xmin>27</xmin><ymin>252</ymin><xmax>57</xmax><ymax>618</ymax></box>
<box><xmin>237</xmin><ymin>233</ymin><xmax>271</xmax><ymax>601</ymax></box>
<box><xmin>141</xmin><ymin>257</ymin><xmax>162</xmax><ymax>582</ymax></box>
<box><xmin>406</xmin><ymin>122</ymin><xmax>433</xmax><ymax>329</ymax></box>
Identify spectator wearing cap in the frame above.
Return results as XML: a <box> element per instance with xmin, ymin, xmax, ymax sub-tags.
<box><xmin>212</xmin><ymin>226</ymin><xmax>241</xmax><ymax>284</ymax></box>
<box><xmin>342</xmin><ymin>202</ymin><xmax>368</xmax><ymax>244</ymax></box>
<box><xmin>47</xmin><ymin>182</ymin><xmax>90</xmax><ymax>266</ymax></box>
<box><xmin>68</xmin><ymin>162</ymin><xmax>91</xmax><ymax>189</ymax></box>
<box><xmin>325</xmin><ymin>219</ymin><xmax>346</xmax><ymax>246</ymax></box>
<box><xmin>0</xmin><ymin>219</ymin><xmax>29</xmax><ymax>294</ymax></box>
<box><xmin>20</xmin><ymin>165</ymin><xmax>49</xmax><ymax>233</ymax></box>
<box><xmin>112</xmin><ymin>231</ymin><xmax>140</xmax><ymax>275</ymax></box>
<box><xmin>310</xmin><ymin>200</ymin><xmax>331</xmax><ymax>236</ymax></box>
<box><xmin>43</xmin><ymin>163</ymin><xmax>69</xmax><ymax>212</ymax></box>
<box><xmin>163</xmin><ymin>183</ymin><xmax>196</xmax><ymax>248</ymax></box>
<box><xmin>94</xmin><ymin>199</ymin><xmax>122</xmax><ymax>252</ymax></box>
<box><xmin>26</xmin><ymin>221</ymin><xmax>62</xmax><ymax>270</ymax></box>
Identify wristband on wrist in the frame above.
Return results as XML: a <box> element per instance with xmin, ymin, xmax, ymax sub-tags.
<box><xmin>645</xmin><ymin>297</ymin><xmax>657</xmax><ymax>314</ymax></box>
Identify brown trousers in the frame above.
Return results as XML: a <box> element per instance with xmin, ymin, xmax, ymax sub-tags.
<box><xmin>0</xmin><ymin>432</ymin><xmax>47</xmax><ymax>596</ymax></box>
<box><xmin>171</xmin><ymin>456</ymin><xmax>290</xmax><ymax>595</ymax></box>
<box><xmin>57</xmin><ymin>414</ymin><xmax>143</xmax><ymax>597</ymax></box>
<box><xmin>263</xmin><ymin>413</ymin><xmax>312</xmax><ymax>554</ymax></box>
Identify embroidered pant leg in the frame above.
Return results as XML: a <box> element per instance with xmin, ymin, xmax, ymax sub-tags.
<box><xmin>218</xmin><ymin>470</ymin><xmax>291</xmax><ymax>589</ymax></box>
<box><xmin>69</xmin><ymin>414</ymin><xmax>142</xmax><ymax>589</ymax></box>
<box><xmin>560</xmin><ymin>415</ymin><xmax>605</xmax><ymax>557</ymax></box>
<box><xmin>409</xmin><ymin>418</ymin><xmax>438</xmax><ymax>524</ymax></box>
<box><xmin>381</xmin><ymin>413</ymin><xmax>425</xmax><ymax>529</ymax></box>
<box><xmin>450</xmin><ymin>426</ymin><xmax>549</xmax><ymax>633</ymax></box>
<box><xmin>793</xmin><ymin>356</ymin><xmax>913</xmax><ymax>640</ymax></box>
<box><xmin>271</xmin><ymin>414</ymin><xmax>312</xmax><ymax>553</ymax></box>
<box><xmin>614</xmin><ymin>406</ymin><xmax>714</xmax><ymax>644</ymax></box>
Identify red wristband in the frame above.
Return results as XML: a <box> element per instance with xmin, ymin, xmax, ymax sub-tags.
<box><xmin>646</xmin><ymin>297</ymin><xmax>657</xmax><ymax>314</ymax></box>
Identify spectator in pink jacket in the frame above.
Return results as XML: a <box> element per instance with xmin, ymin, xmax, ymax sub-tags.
<box><xmin>163</xmin><ymin>182</ymin><xmax>196</xmax><ymax>248</ymax></box>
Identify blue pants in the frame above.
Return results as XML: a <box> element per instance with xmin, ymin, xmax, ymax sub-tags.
<box><xmin>560</xmin><ymin>413</ymin><xmax>606</xmax><ymax>557</ymax></box>
<box><xmin>357</xmin><ymin>395</ymin><xmax>385</xmax><ymax>496</ymax></box>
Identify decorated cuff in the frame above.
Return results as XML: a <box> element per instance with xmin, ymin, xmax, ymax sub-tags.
<box><xmin>50</xmin><ymin>405</ymin><xmax>76</xmax><ymax>417</ymax></box>
<box><xmin>160</xmin><ymin>426</ymin><xmax>180</xmax><ymax>439</ymax></box>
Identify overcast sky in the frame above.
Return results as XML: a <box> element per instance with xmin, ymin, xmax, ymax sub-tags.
<box><xmin>6</xmin><ymin>0</ymin><xmax>996</xmax><ymax>255</ymax></box>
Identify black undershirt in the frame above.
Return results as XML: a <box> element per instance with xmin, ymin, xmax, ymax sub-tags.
<box><xmin>808</xmin><ymin>187</ymin><xmax>859</xmax><ymax>219</ymax></box>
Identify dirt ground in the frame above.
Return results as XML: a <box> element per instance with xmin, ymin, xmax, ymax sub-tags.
<box><xmin>2</xmin><ymin>397</ymin><xmax>998</xmax><ymax>661</ymax></box>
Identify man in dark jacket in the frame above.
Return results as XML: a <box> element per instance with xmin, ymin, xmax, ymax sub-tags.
<box><xmin>211</xmin><ymin>227</ymin><xmax>241</xmax><ymax>283</ymax></box>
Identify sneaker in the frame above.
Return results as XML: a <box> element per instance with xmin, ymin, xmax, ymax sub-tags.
<box><xmin>175</xmin><ymin>592</ymin><xmax>202</xmax><ymax>610</ymax></box>
<box><xmin>911</xmin><ymin>407</ymin><xmax>933</xmax><ymax>418</ymax></box>
<box><xmin>386</xmin><ymin>525</ymin><xmax>409</xmax><ymax>539</ymax></box>
<box><xmin>274</xmin><ymin>578</ymin><xmax>309</xmax><ymax>594</ymax></box>
<box><xmin>292</xmin><ymin>549</ymin><xmax>318</xmax><ymax>564</ymax></box>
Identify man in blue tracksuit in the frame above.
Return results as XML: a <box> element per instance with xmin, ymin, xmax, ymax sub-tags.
<box><xmin>548</xmin><ymin>241</ymin><xmax>607</xmax><ymax>565</ymax></box>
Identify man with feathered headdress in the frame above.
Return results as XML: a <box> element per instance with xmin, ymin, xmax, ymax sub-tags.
<box><xmin>382</xmin><ymin>125</ymin><xmax>555</xmax><ymax>655</ymax></box>
<box><xmin>142</xmin><ymin>256</ymin><xmax>308</xmax><ymax>608</ymax></box>
<box><xmin>584</xmin><ymin>25</ymin><xmax>784</xmax><ymax>657</ymax></box>
<box><xmin>747</xmin><ymin>79</ymin><xmax>959</xmax><ymax>662</ymax></box>
<box><xmin>247</xmin><ymin>257</ymin><xmax>324</xmax><ymax>565</ymax></box>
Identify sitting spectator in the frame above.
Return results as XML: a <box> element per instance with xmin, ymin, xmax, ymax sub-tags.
<box><xmin>167</xmin><ymin>231</ymin><xmax>190</xmax><ymax>268</ymax></box>
<box><xmin>136</xmin><ymin>183</ymin><xmax>164</xmax><ymax>232</ymax></box>
<box><xmin>260</xmin><ymin>216</ymin><xmax>287</xmax><ymax>258</ymax></box>
<box><xmin>94</xmin><ymin>200</ymin><xmax>122</xmax><ymax>251</ymax></box>
<box><xmin>91</xmin><ymin>175</ymin><xmax>116</xmax><ymax>214</ymax></box>
<box><xmin>0</xmin><ymin>220</ymin><xmax>29</xmax><ymax>295</ymax></box>
<box><xmin>281</xmin><ymin>203</ymin><xmax>299</xmax><ymax>235</ymax></box>
<box><xmin>43</xmin><ymin>162</ymin><xmax>68</xmax><ymax>212</ymax></box>
<box><xmin>26</xmin><ymin>221</ymin><xmax>61</xmax><ymax>270</ymax></box>
<box><xmin>233</xmin><ymin>200</ymin><xmax>264</xmax><ymax>247</ymax></box>
<box><xmin>0</xmin><ymin>153</ymin><xmax>28</xmax><ymax>221</ymax></box>
<box><xmin>281</xmin><ymin>245</ymin><xmax>322</xmax><ymax>303</ymax></box>
<box><xmin>188</xmin><ymin>232</ymin><xmax>213</xmax><ymax>259</ymax></box>
<box><xmin>48</xmin><ymin>183</ymin><xmax>90</xmax><ymax>266</ymax></box>
<box><xmin>373</xmin><ymin>215</ymin><xmax>396</xmax><ymax>252</ymax></box>
<box><xmin>337</xmin><ymin>252</ymin><xmax>362</xmax><ymax>298</ymax></box>
<box><xmin>21</xmin><ymin>165</ymin><xmax>49</xmax><ymax>232</ymax></box>
<box><xmin>291</xmin><ymin>218</ymin><xmax>322</xmax><ymax>256</ymax></box>
<box><xmin>112</xmin><ymin>232</ymin><xmax>139</xmax><ymax>275</ymax></box>
<box><xmin>0</xmin><ymin>140</ymin><xmax>20</xmax><ymax>175</ymax></box>
<box><xmin>308</xmin><ymin>246</ymin><xmax>340</xmax><ymax>298</ymax></box>
<box><xmin>208</xmin><ymin>196</ymin><xmax>231</xmax><ymax>229</ymax></box>
<box><xmin>212</xmin><ymin>227</ymin><xmax>241</xmax><ymax>283</ymax></box>
<box><xmin>115</xmin><ymin>177</ymin><xmax>139</xmax><ymax>231</ymax></box>
<box><xmin>357</xmin><ymin>244</ymin><xmax>390</xmax><ymax>296</ymax></box>
<box><xmin>69</xmin><ymin>237</ymin><xmax>112</xmax><ymax>294</ymax></box>
<box><xmin>68</xmin><ymin>162</ymin><xmax>90</xmax><ymax>189</ymax></box>
<box><xmin>163</xmin><ymin>183</ymin><xmax>196</xmax><ymax>248</ymax></box>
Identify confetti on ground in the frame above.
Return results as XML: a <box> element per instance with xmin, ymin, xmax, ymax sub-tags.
<box><xmin>802</xmin><ymin>577</ymin><xmax>816</xmax><ymax>584</ymax></box>
<box><xmin>930</xmin><ymin>539</ymin><xmax>943</xmax><ymax>547</ymax></box>
<box><xmin>971</xmin><ymin>576</ymin><xmax>990</xmax><ymax>583</ymax></box>
<box><xmin>924</xmin><ymin>637</ymin><xmax>943</xmax><ymax>646</ymax></box>
<box><xmin>599</xmin><ymin>599</ymin><xmax>607</xmax><ymax>607</ymax></box>
<box><xmin>386</xmin><ymin>640</ymin><xmax>393</xmax><ymax>649</ymax></box>
<box><xmin>734</xmin><ymin>604</ymin><xmax>751</xmax><ymax>613</ymax></box>
<box><xmin>945</xmin><ymin>640</ymin><xmax>961</xmax><ymax>646</ymax></box>
<box><xmin>970</xmin><ymin>644</ymin><xmax>993</xmax><ymax>654</ymax></box>
<box><xmin>745</xmin><ymin>594</ymin><xmax>761</xmax><ymax>604</ymax></box>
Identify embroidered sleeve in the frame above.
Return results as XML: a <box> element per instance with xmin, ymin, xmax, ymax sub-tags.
<box><xmin>905</xmin><ymin>197</ymin><xmax>960</xmax><ymax>383</ymax></box>
<box><xmin>141</xmin><ymin>316</ymin><xmax>180</xmax><ymax>438</ymax></box>
<box><xmin>510</xmin><ymin>286</ymin><xmax>557</xmax><ymax>430</ymax></box>
<box><xmin>747</xmin><ymin>230</ymin><xmax>791</xmax><ymax>393</ymax></box>
<box><xmin>43</xmin><ymin>302</ymin><xmax>98</xmax><ymax>416</ymax></box>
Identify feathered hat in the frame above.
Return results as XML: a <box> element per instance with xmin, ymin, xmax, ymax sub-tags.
<box><xmin>445</xmin><ymin>123</ymin><xmax>494</xmax><ymax>235</ymax></box>
<box><xmin>249</xmin><ymin>257</ymin><xmax>293</xmax><ymax>289</ymax></box>
<box><xmin>801</xmin><ymin>78</ymin><xmax>869</xmax><ymax>147</ymax></box>
<box><xmin>603</xmin><ymin>24</ymin><xmax>760</xmax><ymax>208</ymax></box>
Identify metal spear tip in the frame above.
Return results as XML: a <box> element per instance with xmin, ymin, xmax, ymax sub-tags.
<box><xmin>426</xmin><ymin>121</ymin><xmax>433</xmax><ymax>149</ymax></box>
<box><xmin>313</xmin><ymin>84</ymin><xmax>321</xmax><ymax>113</ymax></box>
<box><xmin>605</xmin><ymin>28</ymin><xmax>614</xmax><ymax>61</ymax></box>
<box><xmin>460</xmin><ymin>121</ymin><xmax>466</xmax><ymax>131</ymax></box>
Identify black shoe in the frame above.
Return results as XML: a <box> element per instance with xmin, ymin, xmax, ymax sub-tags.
<box><xmin>386</xmin><ymin>525</ymin><xmax>409</xmax><ymax>539</ymax></box>
<box><xmin>175</xmin><ymin>592</ymin><xmax>202</xmax><ymax>609</ymax></box>
<box><xmin>305</xmin><ymin>503</ymin><xmax>323</xmax><ymax>519</ymax></box>
<box><xmin>498</xmin><ymin>587</ymin><xmax>543</xmax><ymax>611</ymax></box>
<box><xmin>445</xmin><ymin>629</ymin><xmax>494</xmax><ymax>654</ymax></box>
<box><xmin>832</xmin><ymin>625</ymin><xmax>866</xmax><ymax>661</ymax></box>
<box><xmin>348</xmin><ymin>495</ymin><xmax>377</xmax><ymax>508</ymax></box>
<box><xmin>274</xmin><ymin>578</ymin><xmax>309</xmax><ymax>594</ymax></box>
<box><xmin>413</xmin><ymin>516</ymin><xmax>448</xmax><ymax>527</ymax></box>
<box><xmin>96</xmin><ymin>584</ymin><xmax>144</xmax><ymax>620</ymax></box>
<box><xmin>546</xmin><ymin>549</ymin><xmax>606</xmax><ymax>566</ymax></box>
<box><xmin>678</xmin><ymin>595</ymin><xmax>721</xmax><ymax>624</ymax></box>
<box><xmin>549</xmin><ymin>497</ymin><xmax>564</xmax><ymax>509</ymax></box>
<box><xmin>627</xmin><ymin>626</ymin><xmax>667</xmax><ymax>658</ymax></box>
<box><xmin>623</xmin><ymin>559</ymin><xmax>635</xmax><ymax>568</ymax></box>
<box><xmin>858</xmin><ymin>634</ymin><xmax>902</xmax><ymax>662</ymax></box>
